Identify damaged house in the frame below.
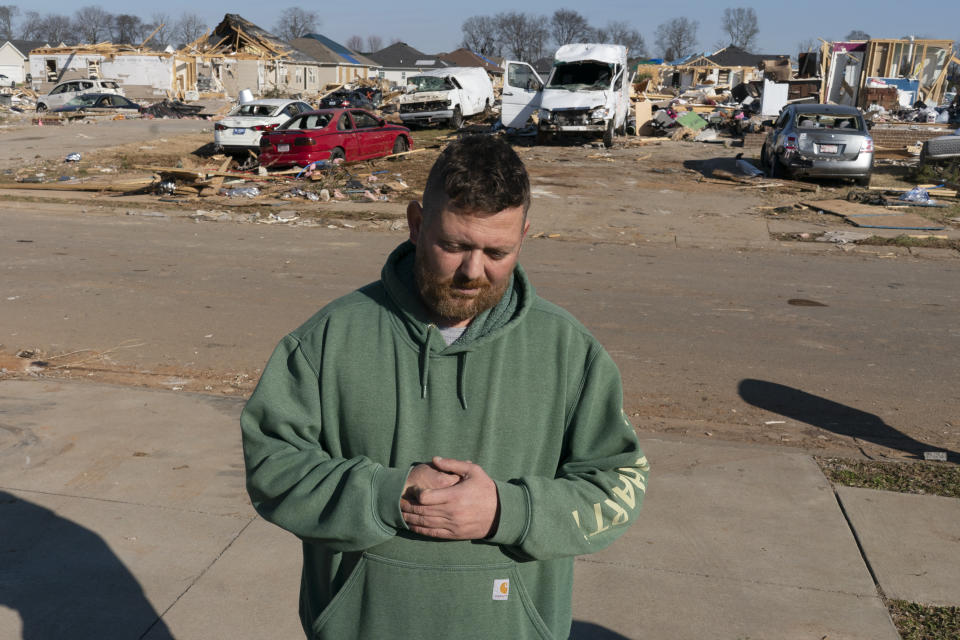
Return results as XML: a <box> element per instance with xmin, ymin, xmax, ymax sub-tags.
<box><xmin>288</xmin><ymin>34</ymin><xmax>382</xmax><ymax>87</ymax></box>
<box><xmin>179</xmin><ymin>14</ymin><xmax>329</xmax><ymax>98</ymax></box>
<box><xmin>816</xmin><ymin>37</ymin><xmax>956</xmax><ymax>109</ymax></box>
<box><xmin>651</xmin><ymin>46</ymin><xmax>790</xmax><ymax>93</ymax></box>
<box><xmin>27</xmin><ymin>34</ymin><xmax>180</xmax><ymax>98</ymax></box>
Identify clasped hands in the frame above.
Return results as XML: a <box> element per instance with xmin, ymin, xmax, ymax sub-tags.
<box><xmin>400</xmin><ymin>456</ymin><xmax>500</xmax><ymax>540</ymax></box>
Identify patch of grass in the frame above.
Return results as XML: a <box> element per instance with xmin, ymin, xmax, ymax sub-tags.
<box><xmin>816</xmin><ymin>457</ymin><xmax>960</xmax><ymax>498</ymax></box>
<box><xmin>888</xmin><ymin>599</ymin><xmax>960</xmax><ymax>640</ymax></box>
<box><xmin>912</xmin><ymin>159</ymin><xmax>960</xmax><ymax>186</ymax></box>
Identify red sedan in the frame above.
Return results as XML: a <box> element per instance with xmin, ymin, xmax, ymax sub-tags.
<box><xmin>258</xmin><ymin>108</ymin><xmax>412</xmax><ymax>168</ymax></box>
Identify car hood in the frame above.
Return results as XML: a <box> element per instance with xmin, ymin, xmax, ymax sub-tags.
<box><xmin>540</xmin><ymin>89</ymin><xmax>609</xmax><ymax>111</ymax></box>
<box><xmin>399</xmin><ymin>91</ymin><xmax>450</xmax><ymax>103</ymax></box>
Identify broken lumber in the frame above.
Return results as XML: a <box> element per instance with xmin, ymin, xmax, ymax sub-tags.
<box><xmin>0</xmin><ymin>179</ymin><xmax>155</xmax><ymax>192</ymax></box>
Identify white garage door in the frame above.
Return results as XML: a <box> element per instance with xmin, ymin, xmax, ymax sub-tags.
<box><xmin>0</xmin><ymin>64</ymin><xmax>23</xmax><ymax>83</ymax></box>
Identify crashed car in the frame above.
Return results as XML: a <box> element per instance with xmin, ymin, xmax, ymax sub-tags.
<box><xmin>320</xmin><ymin>88</ymin><xmax>381</xmax><ymax>111</ymax></box>
<box><xmin>760</xmin><ymin>104</ymin><xmax>874</xmax><ymax>186</ymax></box>
<box><xmin>214</xmin><ymin>99</ymin><xmax>313</xmax><ymax>154</ymax></box>
<box><xmin>258</xmin><ymin>108</ymin><xmax>412</xmax><ymax>168</ymax></box>
<box><xmin>52</xmin><ymin>93</ymin><xmax>142</xmax><ymax>113</ymax></box>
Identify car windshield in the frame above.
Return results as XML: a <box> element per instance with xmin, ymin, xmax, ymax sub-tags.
<box><xmin>547</xmin><ymin>62</ymin><xmax>613</xmax><ymax>90</ymax></box>
<box><xmin>101</xmin><ymin>81</ymin><xmax>119</xmax><ymax>89</ymax></box>
<box><xmin>65</xmin><ymin>95</ymin><xmax>100</xmax><ymax>106</ymax></box>
<box><xmin>234</xmin><ymin>104</ymin><xmax>280</xmax><ymax>117</ymax></box>
<box><xmin>795</xmin><ymin>113</ymin><xmax>864</xmax><ymax>131</ymax></box>
<box><xmin>408</xmin><ymin>76</ymin><xmax>453</xmax><ymax>92</ymax></box>
<box><xmin>278</xmin><ymin>113</ymin><xmax>333</xmax><ymax>130</ymax></box>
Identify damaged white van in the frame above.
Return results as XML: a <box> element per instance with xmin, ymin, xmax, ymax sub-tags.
<box><xmin>502</xmin><ymin>44</ymin><xmax>632</xmax><ymax>147</ymax></box>
<box><xmin>398</xmin><ymin>67</ymin><xmax>494</xmax><ymax>129</ymax></box>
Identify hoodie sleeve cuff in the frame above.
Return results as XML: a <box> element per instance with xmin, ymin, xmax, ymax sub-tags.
<box><xmin>487</xmin><ymin>480</ymin><xmax>530</xmax><ymax>546</ymax></box>
<box><xmin>374</xmin><ymin>465</ymin><xmax>411</xmax><ymax>531</ymax></box>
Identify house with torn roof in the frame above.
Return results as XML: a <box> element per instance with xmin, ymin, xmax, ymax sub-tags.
<box><xmin>178</xmin><ymin>14</ymin><xmax>333</xmax><ymax>98</ymax></box>
<box><xmin>27</xmin><ymin>33</ymin><xmax>179</xmax><ymax>98</ymax></box>
<box><xmin>657</xmin><ymin>45</ymin><xmax>789</xmax><ymax>92</ymax></box>
<box><xmin>288</xmin><ymin>34</ymin><xmax>382</xmax><ymax>87</ymax></box>
<box><xmin>365</xmin><ymin>41</ymin><xmax>449</xmax><ymax>86</ymax></box>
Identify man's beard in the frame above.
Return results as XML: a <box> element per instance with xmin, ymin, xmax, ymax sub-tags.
<box><xmin>414</xmin><ymin>251</ymin><xmax>509</xmax><ymax>325</ymax></box>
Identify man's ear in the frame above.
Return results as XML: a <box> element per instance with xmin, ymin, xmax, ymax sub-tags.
<box><xmin>407</xmin><ymin>200</ymin><xmax>423</xmax><ymax>245</ymax></box>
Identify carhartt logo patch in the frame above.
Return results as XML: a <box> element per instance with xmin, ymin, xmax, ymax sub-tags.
<box><xmin>492</xmin><ymin>579</ymin><xmax>509</xmax><ymax>601</ymax></box>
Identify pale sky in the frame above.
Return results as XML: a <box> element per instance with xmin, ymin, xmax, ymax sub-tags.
<box><xmin>11</xmin><ymin>1</ymin><xmax>960</xmax><ymax>58</ymax></box>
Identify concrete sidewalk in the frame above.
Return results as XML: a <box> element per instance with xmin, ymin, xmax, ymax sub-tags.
<box><xmin>0</xmin><ymin>379</ymin><xmax>957</xmax><ymax>639</ymax></box>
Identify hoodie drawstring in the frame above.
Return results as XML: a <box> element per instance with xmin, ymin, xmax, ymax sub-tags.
<box><xmin>420</xmin><ymin>326</ymin><xmax>435</xmax><ymax>399</ymax></box>
<box><xmin>457</xmin><ymin>352</ymin><xmax>468</xmax><ymax>411</ymax></box>
<box><xmin>419</xmin><ymin>326</ymin><xmax>468</xmax><ymax>410</ymax></box>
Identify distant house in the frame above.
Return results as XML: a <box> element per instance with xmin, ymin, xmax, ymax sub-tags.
<box><xmin>438</xmin><ymin>48</ymin><xmax>502</xmax><ymax>77</ymax></box>
<box><xmin>0</xmin><ymin>39</ymin><xmax>46</xmax><ymax>84</ymax></box>
<box><xmin>289</xmin><ymin>34</ymin><xmax>382</xmax><ymax>86</ymax></box>
<box><xmin>365</xmin><ymin>42</ymin><xmax>449</xmax><ymax>86</ymax></box>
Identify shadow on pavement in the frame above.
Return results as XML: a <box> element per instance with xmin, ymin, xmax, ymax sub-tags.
<box><xmin>0</xmin><ymin>490</ymin><xmax>173</xmax><ymax>640</ymax></box>
<box><xmin>571</xmin><ymin>620</ymin><xmax>633</xmax><ymax>639</ymax></box>
<box><xmin>738</xmin><ymin>379</ymin><xmax>958</xmax><ymax>462</ymax></box>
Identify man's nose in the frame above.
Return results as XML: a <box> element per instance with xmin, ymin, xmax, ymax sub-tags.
<box><xmin>459</xmin><ymin>250</ymin><xmax>484</xmax><ymax>282</ymax></box>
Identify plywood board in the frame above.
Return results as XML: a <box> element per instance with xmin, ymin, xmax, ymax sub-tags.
<box><xmin>803</xmin><ymin>199</ymin><xmax>944</xmax><ymax>230</ymax></box>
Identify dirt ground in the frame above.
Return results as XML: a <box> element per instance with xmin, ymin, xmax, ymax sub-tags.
<box><xmin>1</xmin><ymin>115</ymin><xmax>958</xmax><ymax>460</ymax></box>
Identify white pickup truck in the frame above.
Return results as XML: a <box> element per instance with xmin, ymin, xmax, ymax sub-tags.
<box><xmin>501</xmin><ymin>44</ymin><xmax>632</xmax><ymax>147</ymax></box>
<box><xmin>398</xmin><ymin>67</ymin><xmax>494</xmax><ymax>129</ymax></box>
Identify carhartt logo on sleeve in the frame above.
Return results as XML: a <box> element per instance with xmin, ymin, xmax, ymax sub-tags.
<box><xmin>492</xmin><ymin>579</ymin><xmax>509</xmax><ymax>601</ymax></box>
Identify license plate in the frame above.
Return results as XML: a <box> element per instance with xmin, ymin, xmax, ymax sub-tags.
<box><xmin>277</xmin><ymin>144</ymin><xmax>290</xmax><ymax>152</ymax></box>
<box><xmin>233</xmin><ymin>128</ymin><xmax>245</xmax><ymax>135</ymax></box>
<box><xmin>819</xmin><ymin>144</ymin><xmax>839</xmax><ymax>153</ymax></box>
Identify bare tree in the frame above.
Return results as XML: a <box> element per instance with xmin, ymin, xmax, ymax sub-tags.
<box><xmin>19</xmin><ymin>10</ymin><xmax>44</xmax><ymax>40</ymax></box>
<box><xmin>495</xmin><ymin>12</ymin><xmax>549</xmax><ymax>62</ymax></box>
<box><xmin>550</xmin><ymin>9</ymin><xmax>592</xmax><ymax>47</ymax></box>
<box><xmin>274</xmin><ymin>8</ymin><xmax>319</xmax><ymax>42</ymax></box>
<box><xmin>0</xmin><ymin>5</ymin><xmax>17</xmax><ymax>41</ymax></box>
<box><xmin>844</xmin><ymin>29</ymin><xmax>870</xmax><ymax>41</ymax></box>
<box><xmin>173</xmin><ymin>13</ymin><xmax>206</xmax><ymax>48</ymax></box>
<box><xmin>720</xmin><ymin>7</ymin><xmax>759</xmax><ymax>50</ymax></box>
<box><xmin>111</xmin><ymin>14</ymin><xmax>145</xmax><ymax>45</ymax></box>
<box><xmin>596</xmin><ymin>20</ymin><xmax>646</xmax><ymax>57</ymax></box>
<box><xmin>146</xmin><ymin>13</ymin><xmax>172</xmax><ymax>49</ymax></box>
<box><xmin>73</xmin><ymin>6</ymin><xmax>113</xmax><ymax>44</ymax></box>
<box><xmin>366</xmin><ymin>35</ymin><xmax>382</xmax><ymax>52</ymax></box>
<box><xmin>345</xmin><ymin>35</ymin><xmax>363</xmax><ymax>52</ymax></box>
<box><xmin>461</xmin><ymin>15</ymin><xmax>499</xmax><ymax>57</ymax></box>
<box><xmin>38</xmin><ymin>14</ymin><xmax>73</xmax><ymax>45</ymax></box>
<box><xmin>654</xmin><ymin>17</ymin><xmax>698</xmax><ymax>61</ymax></box>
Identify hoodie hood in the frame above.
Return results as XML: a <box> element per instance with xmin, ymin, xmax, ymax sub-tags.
<box><xmin>380</xmin><ymin>241</ymin><xmax>532</xmax><ymax>408</ymax></box>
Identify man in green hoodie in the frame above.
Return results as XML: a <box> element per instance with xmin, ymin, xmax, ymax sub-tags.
<box><xmin>242</xmin><ymin>135</ymin><xmax>648</xmax><ymax>640</ymax></box>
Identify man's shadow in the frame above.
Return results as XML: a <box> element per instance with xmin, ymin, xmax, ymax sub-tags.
<box><xmin>571</xmin><ymin>620</ymin><xmax>633</xmax><ymax>639</ymax></box>
<box><xmin>738</xmin><ymin>379</ymin><xmax>958</xmax><ymax>463</ymax></box>
<box><xmin>0</xmin><ymin>491</ymin><xmax>174</xmax><ymax>639</ymax></box>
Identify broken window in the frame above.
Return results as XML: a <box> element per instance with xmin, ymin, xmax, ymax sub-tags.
<box><xmin>45</xmin><ymin>59</ymin><xmax>58</xmax><ymax>82</ymax></box>
<box><xmin>408</xmin><ymin>75</ymin><xmax>454</xmax><ymax>92</ymax></box>
<box><xmin>547</xmin><ymin>61</ymin><xmax>613</xmax><ymax>91</ymax></box>
<box><xmin>795</xmin><ymin>113</ymin><xmax>864</xmax><ymax>131</ymax></box>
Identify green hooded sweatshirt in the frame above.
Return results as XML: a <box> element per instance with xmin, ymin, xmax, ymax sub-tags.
<box><xmin>241</xmin><ymin>241</ymin><xmax>648</xmax><ymax>640</ymax></box>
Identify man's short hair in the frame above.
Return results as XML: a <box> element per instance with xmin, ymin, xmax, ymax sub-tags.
<box><xmin>422</xmin><ymin>135</ymin><xmax>530</xmax><ymax>220</ymax></box>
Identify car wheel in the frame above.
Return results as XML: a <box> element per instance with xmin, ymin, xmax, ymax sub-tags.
<box><xmin>855</xmin><ymin>175</ymin><xmax>871</xmax><ymax>187</ymax></box>
<box><xmin>36</xmin><ymin>103</ymin><xmax>47</xmax><ymax>112</ymax></box>
<box><xmin>329</xmin><ymin>147</ymin><xmax>345</xmax><ymax>163</ymax></box>
<box><xmin>450</xmin><ymin>106</ymin><xmax>463</xmax><ymax>130</ymax></box>
<box><xmin>390</xmin><ymin>136</ymin><xmax>408</xmax><ymax>160</ymax></box>
<box><xmin>760</xmin><ymin>146</ymin><xmax>769</xmax><ymax>169</ymax></box>
<box><xmin>536</xmin><ymin>128</ymin><xmax>550</xmax><ymax>145</ymax></box>
<box><xmin>602</xmin><ymin>121</ymin><xmax>614</xmax><ymax>148</ymax></box>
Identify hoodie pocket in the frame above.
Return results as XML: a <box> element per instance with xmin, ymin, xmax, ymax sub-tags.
<box><xmin>311</xmin><ymin>552</ymin><xmax>556</xmax><ymax>640</ymax></box>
